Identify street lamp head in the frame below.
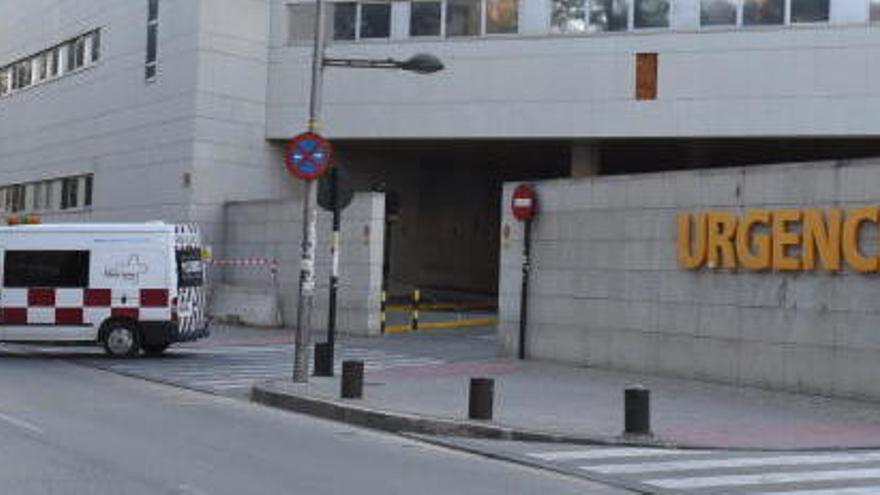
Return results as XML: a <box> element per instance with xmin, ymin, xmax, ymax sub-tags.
<box><xmin>400</xmin><ymin>53</ymin><xmax>445</xmax><ymax>74</ymax></box>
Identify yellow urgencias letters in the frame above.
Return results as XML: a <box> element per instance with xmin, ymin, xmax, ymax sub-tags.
<box><xmin>677</xmin><ymin>207</ymin><xmax>880</xmax><ymax>272</ymax></box>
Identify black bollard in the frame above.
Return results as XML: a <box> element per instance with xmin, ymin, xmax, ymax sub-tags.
<box><xmin>468</xmin><ymin>378</ymin><xmax>494</xmax><ymax>420</ymax></box>
<box><xmin>624</xmin><ymin>386</ymin><xmax>651</xmax><ymax>436</ymax></box>
<box><xmin>341</xmin><ymin>360</ymin><xmax>364</xmax><ymax>399</ymax></box>
<box><xmin>313</xmin><ymin>342</ymin><xmax>333</xmax><ymax>377</ymax></box>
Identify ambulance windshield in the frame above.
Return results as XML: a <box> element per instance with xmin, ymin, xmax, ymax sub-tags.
<box><xmin>176</xmin><ymin>248</ymin><xmax>203</xmax><ymax>287</ymax></box>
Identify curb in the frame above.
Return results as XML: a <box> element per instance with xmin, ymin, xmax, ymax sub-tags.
<box><xmin>250</xmin><ymin>382</ymin><xmax>676</xmax><ymax>448</ymax></box>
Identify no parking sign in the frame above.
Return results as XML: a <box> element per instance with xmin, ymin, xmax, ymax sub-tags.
<box><xmin>285</xmin><ymin>132</ymin><xmax>333</xmax><ymax>180</ymax></box>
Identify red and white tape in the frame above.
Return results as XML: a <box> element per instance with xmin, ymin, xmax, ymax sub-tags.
<box><xmin>207</xmin><ymin>258</ymin><xmax>278</xmax><ymax>266</ymax></box>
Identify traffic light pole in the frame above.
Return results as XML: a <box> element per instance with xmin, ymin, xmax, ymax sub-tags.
<box><xmin>293</xmin><ymin>0</ymin><xmax>326</xmax><ymax>383</ymax></box>
<box><xmin>327</xmin><ymin>167</ymin><xmax>340</xmax><ymax>366</ymax></box>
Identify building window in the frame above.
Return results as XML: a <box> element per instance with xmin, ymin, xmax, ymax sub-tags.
<box><xmin>0</xmin><ymin>175</ymin><xmax>89</xmax><ymax>213</ymax></box>
<box><xmin>331</xmin><ymin>2</ymin><xmax>357</xmax><ymax>40</ymax></box>
<box><xmin>873</xmin><ymin>0</ymin><xmax>880</xmax><ymax>21</ymax></box>
<box><xmin>551</xmin><ymin>0</ymin><xmax>588</xmax><ymax>33</ymax></box>
<box><xmin>4</xmin><ymin>251</ymin><xmax>90</xmax><ymax>289</ymax></box>
<box><xmin>84</xmin><ymin>175</ymin><xmax>93</xmax><ymax>207</ymax></box>
<box><xmin>360</xmin><ymin>2</ymin><xmax>392</xmax><ymax>38</ymax></box>
<box><xmin>288</xmin><ymin>3</ymin><xmax>317</xmax><ymax>42</ymax></box>
<box><xmin>790</xmin><ymin>0</ymin><xmax>828</xmax><ymax>23</ymax></box>
<box><xmin>48</xmin><ymin>48</ymin><xmax>60</xmax><ymax>78</ymax></box>
<box><xmin>591</xmin><ymin>0</ymin><xmax>629</xmax><ymax>32</ymax></box>
<box><xmin>411</xmin><ymin>1</ymin><xmax>443</xmax><ymax>36</ymax></box>
<box><xmin>634</xmin><ymin>0</ymin><xmax>670</xmax><ymax>28</ymax></box>
<box><xmin>12</xmin><ymin>61</ymin><xmax>31</xmax><ymax>90</ymax></box>
<box><xmin>5</xmin><ymin>185</ymin><xmax>26</xmax><ymax>213</ymax></box>
<box><xmin>486</xmin><ymin>0</ymin><xmax>518</xmax><ymax>34</ymax></box>
<box><xmin>90</xmin><ymin>31</ymin><xmax>101</xmax><ymax>63</ymax></box>
<box><xmin>0</xmin><ymin>30</ymin><xmax>98</xmax><ymax>100</ymax></box>
<box><xmin>743</xmin><ymin>0</ymin><xmax>784</xmax><ymax>25</ymax></box>
<box><xmin>61</xmin><ymin>177</ymin><xmax>79</xmax><ymax>210</ymax></box>
<box><xmin>146</xmin><ymin>0</ymin><xmax>159</xmax><ymax>80</ymax></box>
<box><xmin>447</xmin><ymin>0</ymin><xmax>482</xmax><ymax>36</ymax></box>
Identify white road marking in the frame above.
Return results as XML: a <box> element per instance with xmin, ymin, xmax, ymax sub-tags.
<box><xmin>753</xmin><ymin>487</ymin><xmax>880</xmax><ymax>495</ymax></box>
<box><xmin>648</xmin><ymin>467</ymin><xmax>880</xmax><ymax>489</ymax></box>
<box><xmin>528</xmin><ymin>447</ymin><xmax>708</xmax><ymax>461</ymax></box>
<box><xmin>178</xmin><ymin>483</ymin><xmax>209</xmax><ymax>495</ymax></box>
<box><xmin>0</xmin><ymin>411</ymin><xmax>44</xmax><ymax>435</ymax></box>
<box><xmin>585</xmin><ymin>452</ymin><xmax>880</xmax><ymax>474</ymax></box>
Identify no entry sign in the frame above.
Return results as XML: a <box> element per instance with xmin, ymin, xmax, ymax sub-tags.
<box><xmin>511</xmin><ymin>184</ymin><xmax>537</xmax><ymax>221</ymax></box>
<box><xmin>286</xmin><ymin>132</ymin><xmax>333</xmax><ymax>180</ymax></box>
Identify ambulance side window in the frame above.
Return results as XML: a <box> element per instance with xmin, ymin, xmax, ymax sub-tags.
<box><xmin>4</xmin><ymin>250</ymin><xmax>90</xmax><ymax>288</ymax></box>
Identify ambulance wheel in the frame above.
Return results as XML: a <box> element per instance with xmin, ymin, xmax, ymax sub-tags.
<box><xmin>102</xmin><ymin>321</ymin><xmax>140</xmax><ymax>358</ymax></box>
<box><xmin>142</xmin><ymin>343</ymin><xmax>169</xmax><ymax>356</ymax></box>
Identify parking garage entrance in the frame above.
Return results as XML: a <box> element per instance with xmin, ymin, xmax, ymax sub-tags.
<box><xmin>335</xmin><ymin>141</ymin><xmax>570</xmax><ymax>309</ymax></box>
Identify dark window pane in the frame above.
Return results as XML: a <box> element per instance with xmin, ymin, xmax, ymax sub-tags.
<box><xmin>4</xmin><ymin>251</ymin><xmax>90</xmax><ymax>288</ymax></box>
<box><xmin>49</xmin><ymin>49</ymin><xmax>59</xmax><ymax>76</ymax></box>
<box><xmin>360</xmin><ymin>3</ymin><xmax>391</xmax><ymax>38</ymax></box>
<box><xmin>146</xmin><ymin>24</ymin><xmax>158</xmax><ymax>62</ymax></box>
<box><xmin>635</xmin><ymin>0</ymin><xmax>670</xmax><ymax>28</ymax></box>
<box><xmin>447</xmin><ymin>0</ymin><xmax>481</xmax><ymax>36</ymax></box>
<box><xmin>148</xmin><ymin>0</ymin><xmax>159</xmax><ymax>21</ymax></box>
<box><xmin>874</xmin><ymin>0</ymin><xmax>880</xmax><ymax>21</ymax></box>
<box><xmin>701</xmin><ymin>0</ymin><xmax>737</xmax><ymax>25</ymax></box>
<box><xmin>84</xmin><ymin>176</ymin><xmax>93</xmax><ymax>207</ymax></box>
<box><xmin>551</xmin><ymin>0</ymin><xmax>588</xmax><ymax>33</ymax></box>
<box><xmin>75</xmin><ymin>38</ymin><xmax>86</xmax><ymax>68</ymax></box>
<box><xmin>91</xmin><ymin>31</ymin><xmax>100</xmax><ymax>62</ymax></box>
<box><xmin>791</xmin><ymin>0</ymin><xmax>828</xmax><ymax>23</ymax></box>
<box><xmin>332</xmin><ymin>2</ymin><xmax>357</xmax><ymax>40</ymax></box>
<box><xmin>176</xmin><ymin>249</ymin><xmax>204</xmax><ymax>287</ymax></box>
<box><xmin>591</xmin><ymin>0</ymin><xmax>629</xmax><ymax>32</ymax></box>
<box><xmin>486</xmin><ymin>0</ymin><xmax>518</xmax><ymax>34</ymax></box>
<box><xmin>411</xmin><ymin>1</ymin><xmax>442</xmax><ymax>36</ymax></box>
<box><xmin>61</xmin><ymin>178</ymin><xmax>78</xmax><ymax>210</ymax></box>
<box><xmin>743</xmin><ymin>0</ymin><xmax>784</xmax><ymax>25</ymax></box>
<box><xmin>66</xmin><ymin>41</ymin><xmax>76</xmax><ymax>71</ymax></box>
<box><xmin>146</xmin><ymin>64</ymin><xmax>157</xmax><ymax>79</ymax></box>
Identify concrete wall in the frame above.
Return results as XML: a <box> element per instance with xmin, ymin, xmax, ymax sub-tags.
<box><xmin>223</xmin><ymin>193</ymin><xmax>385</xmax><ymax>335</ymax></box>
<box><xmin>498</xmin><ymin>158</ymin><xmax>880</xmax><ymax>400</ymax></box>
<box><xmin>268</xmin><ymin>2</ymin><xmax>880</xmax><ymax>140</ymax></box>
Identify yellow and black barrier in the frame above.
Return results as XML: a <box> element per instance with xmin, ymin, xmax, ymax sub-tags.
<box><xmin>381</xmin><ymin>288</ymin><xmax>497</xmax><ymax>335</ymax></box>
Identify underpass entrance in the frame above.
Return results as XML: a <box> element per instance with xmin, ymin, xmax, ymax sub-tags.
<box><xmin>335</xmin><ymin>140</ymin><xmax>570</xmax><ymax>308</ymax></box>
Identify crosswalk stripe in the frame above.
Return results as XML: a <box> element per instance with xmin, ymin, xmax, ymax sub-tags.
<box><xmin>648</xmin><ymin>467</ymin><xmax>880</xmax><ymax>490</ymax></box>
<box><xmin>585</xmin><ymin>452</ymin><xmax>880</xmax><ymax>474</ymax></box>
<box><xmin>753</xmin><ymin>486</ymin><xmax>880</xmax><ymax>495</ymax></box>
<box><xmin>528</xmin><ymin>448</ymin><xmax>709</xmax><ymax>461</ymax></box>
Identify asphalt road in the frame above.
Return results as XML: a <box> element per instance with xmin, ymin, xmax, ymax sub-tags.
<box><xmin>0</xmin><ymin>356</ymin><xmax>629</xmax><ymax>495</ymax></box>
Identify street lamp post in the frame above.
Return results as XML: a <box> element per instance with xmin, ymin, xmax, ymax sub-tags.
<box><xmin>292</xmin><ymin>0</ymin><xmax>444</xmax><ymax>383</ymax></box>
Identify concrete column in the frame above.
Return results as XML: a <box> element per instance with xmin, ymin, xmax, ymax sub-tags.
<box><xmin>570</xmin><ymin>142</ymin><xmax>600</xmax><ymax>178</ymax></box>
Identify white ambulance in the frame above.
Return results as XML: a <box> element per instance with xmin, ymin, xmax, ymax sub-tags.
<box><xmin>0</xmin><ymin>222</ymin><xmax>209</xmax><ymax>356</ymax></box>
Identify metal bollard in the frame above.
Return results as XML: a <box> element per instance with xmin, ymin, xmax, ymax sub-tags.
<box><xmin>411</xmin><ymin>289</ymin><xmax>421</xmax><ymax>331</ymax></box>
<box><xmin>380</xmin><ymin>290</ymin><xmax>387</xmax><ymax>335</ymax></box>
<box><xmin>341</xmin><ymin>360</ymin><xmax>364</xmax><ymax>399</ymax></box>
<box><xmin>468</xmin><ymin>378</ymin><xmax>494</xmax><ymax>420</ymax></box>
<box><xmin>313</xmin><ymin>342</ymin><xmax>333</xmax><ymax>377</ymax></box>
<box><xmin>624</xmin><ymin>386</ymin><xmax>651</xmax><ymax>436</ymax></box>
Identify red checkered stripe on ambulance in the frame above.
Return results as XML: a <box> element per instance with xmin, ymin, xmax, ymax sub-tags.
<box><xmin>0</xmin><ymin>288</ymin><xmax>172</xmax><ymax>325</ymax></box>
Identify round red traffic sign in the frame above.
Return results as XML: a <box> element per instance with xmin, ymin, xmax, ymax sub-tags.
<box><xmin>511</xmin><ymin>184</ymin><xmax>537</xmax><ymax>221</ymax></box>
<box><xmin>285</xmin><ymin>132</ymin><xmax>333</xmax><ymax>180</ymax></box>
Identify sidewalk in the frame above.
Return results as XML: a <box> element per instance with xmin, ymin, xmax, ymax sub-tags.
<box><xmin>251</xmin><ymin>328</ymin><xmax>880</xmax><ymax>451</ymax></box>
